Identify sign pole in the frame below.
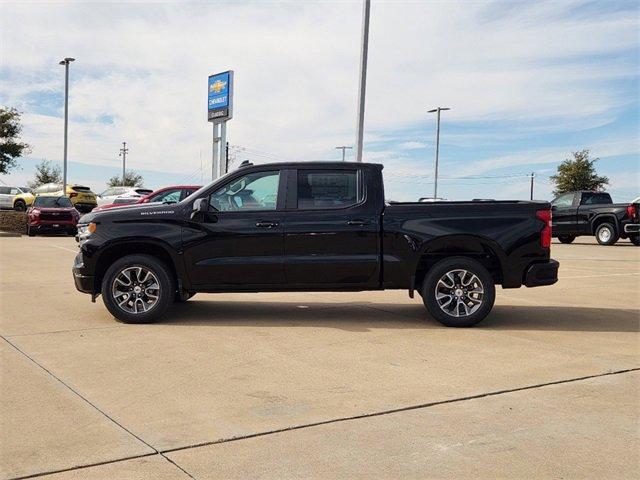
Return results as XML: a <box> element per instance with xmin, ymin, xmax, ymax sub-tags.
<box><xmin>212</xmin><ymin>123</ymin><xmax>220</xmax><ymax>181</ymax></box>
<box><xmin>220</xmin><ymin>121</ymin><xmax>227</xmax><ymax>177</ymax></box>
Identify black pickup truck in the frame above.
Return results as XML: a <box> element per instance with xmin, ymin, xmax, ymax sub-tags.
<box><xmin>551</xmin><ymin>191</ymin><xmax>640</xmax><ymax>246</ymax></box>
<box><xmin>73</xmin><ymin>162</ymin><xmax>558</xmax><ymax>327</ymax></box>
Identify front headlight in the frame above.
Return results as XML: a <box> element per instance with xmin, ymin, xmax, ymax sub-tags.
<box><xmin>77</xmin><ymin>222</ymin><xmax>96</xmax><ymax>242</ymax></box>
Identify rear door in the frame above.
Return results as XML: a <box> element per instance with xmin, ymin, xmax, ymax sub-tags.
<box><xmin>283</xmin><ymin>167</ymin><xmax>380</xmax><ymax>287</ymax></box>
<box><xmin>551</xmin><ymin>193</ymin><xmax>577</xmax><ymax>235</ymax></box>
<box><xmin>182</xmin><ymin>168</ymin><xmax>286</xmax><ymax>287</ymax></box>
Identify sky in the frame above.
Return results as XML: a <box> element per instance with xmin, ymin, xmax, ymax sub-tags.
<box><xmin>1</xmin><ymin>0</ymin><xmax>638</xmax><ymax>201</ymax></box>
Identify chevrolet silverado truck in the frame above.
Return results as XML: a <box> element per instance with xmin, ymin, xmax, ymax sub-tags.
<box><xmin>73</xmin><ymin>162</ymin><xmax>559</xmax><ymax>327</ymax></box>
<box><xmin>551</xmin><ymin>191</ymin><xmax>640</xmax><ymax>246</ymax></box>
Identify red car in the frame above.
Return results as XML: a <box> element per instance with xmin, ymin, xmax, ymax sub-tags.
<box><xmin>93</xmin><ymin>185</ymin><xmax>201</xmax><ymax>212</ymax></box>
<box><xmin>27</xmin><ymin>196</ymin><xmax>80</xmax><ymax>236</ymax></box>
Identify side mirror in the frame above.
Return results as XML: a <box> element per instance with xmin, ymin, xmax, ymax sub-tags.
<box><xmin>190</xmin><ymin>198</ymin><xmax>208</xmax><ymax>220</ymax></box>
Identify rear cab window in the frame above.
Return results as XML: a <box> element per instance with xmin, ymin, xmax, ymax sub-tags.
<box><xmin>296</xmin><ymin>170</ymin><xmax>361</xmax><ymax>210</ymax></box>
<box><xmin>581</xmin><ymin>193</ymin><xmax>612</xmax><ymax>205</ymax></box>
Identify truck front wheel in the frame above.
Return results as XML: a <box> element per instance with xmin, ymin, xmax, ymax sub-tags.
<box><xmin>595</xmin><ymin>223</ymin><xmax>619</xmax><ymax>246</ymax></box>
<box><xmin>630</xmin><ymin>234</ymin><xmax>640</xmax><ymax>246</ymax></box>
<box><xmin>101</xmin><ymin>254</ymin><xmax>174</xmax><ymax>324</ymax></box>
<box><xmin>421</xmin><ymin>257</ymin><xmax>496</xmax><ymax>327</ymax></box>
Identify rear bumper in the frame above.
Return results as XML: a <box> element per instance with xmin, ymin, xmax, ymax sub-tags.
<box><xmin>624</xmin><ymin>223</ymin><xmax>640</xmax><ymax>234</ymax></box>
<box><xmin>74</xmin><ymin>203</ymin><xmax>97</xmax><ymax>213</ymax></box>
<box><xmin>524</xmin><ymin>259</ymin><xmax>559</xmax><ymax>287</ymax></box>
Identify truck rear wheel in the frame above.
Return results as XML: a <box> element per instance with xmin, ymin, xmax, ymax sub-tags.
<box><xmin>595</xmin><ymin>223</ymin><xmax>618</xmax><ymax>246</ymax></box>
<box><xmin>421</xmin><ymin>257</ymin><xmax>495</xmax><ymax>327</ymax></box>
<box><xmin>557</xmin><ymin>235</ymin><xmax>575</xmax><ymax>244</ymax></box>
<box><xmin>102</xmin><ymin>254</ymin><xmax>174</xmax><ymax>324</ymax></box>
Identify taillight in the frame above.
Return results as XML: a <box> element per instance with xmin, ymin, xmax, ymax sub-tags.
<box><xmin>536</xmin><ymin>209</ymin><xmax>552</xmax><ymax>249</ymax></box>
<box><xmin>627</xmin><ymin>204</ymin><xmax>637</xmax><ymax>220</ymax></box>
<box><xmin>69</xmin><ymin>192</ymin><xmax>78</xmax><ymax>198</ymax></box>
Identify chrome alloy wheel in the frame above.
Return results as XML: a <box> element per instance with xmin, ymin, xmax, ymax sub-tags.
<box><xmin>435</xmin><ymin>269</ymin><xmax>485</xmax><ymax>317</ymax></box>
<box><xmin>111</xmin><ymin>266</ymin><xmax>160</xmax><ymax>314</ymax></box>
<box><xmin>598</xmin><ymin>226</ymin><xmax>612</xmax><ymax>243</ymax></box>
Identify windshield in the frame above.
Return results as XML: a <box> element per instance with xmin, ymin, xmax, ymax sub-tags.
<box><xmin>19</xmin><ymin>187</ymin><xmax>33</xmax><ymax>193</ymax></box>
<box><xmin>33</xmin><ymin>196</ymin><xmax>73</xmax><ymax>208</ymax></box>
<box><xmin>182</xmin><ymin>170</ymin><xmax>235</xmax><ymax>204</ymax></box>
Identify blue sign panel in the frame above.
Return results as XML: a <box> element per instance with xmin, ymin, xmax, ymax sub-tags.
<box><xmin>208</xmin><ymin>71</ymin><xmax>233</xmax><ymax>122</ymax></box>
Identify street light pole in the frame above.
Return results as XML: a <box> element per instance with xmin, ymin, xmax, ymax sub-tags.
<box><xmin>335</xmin><ymin>145</ymin><xmax>353</xmax><ymax>161</ymax></box>
<box><xmin>355</xmin><ymin>0</ymin><xmax>371</xmax><ymax>163</ymax></box>
<box><xmin>59</xmin><ymin>57</ymin><xmax>75</xmax><ymax>194</ymax></box>
<box><xmin>427</xmin><ymin>107</ymin><xmax>450</xmax><ymax>199</ymax></box>
<box><xmin>119</xmin><ymin>142</ymin><xmax>129</xmax><ymax>186</ymax></box>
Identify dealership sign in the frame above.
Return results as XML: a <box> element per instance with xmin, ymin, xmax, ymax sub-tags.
<box><xmin>208</xmin><ymin>70</ymin><xmax>233</xmax><ymax>122</ymax></box>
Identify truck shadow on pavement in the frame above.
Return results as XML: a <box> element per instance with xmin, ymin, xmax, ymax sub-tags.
<box><xmin>162</xmin><ymin>301</ymin><xmax>639</xmax><ymax>333</ymax></box>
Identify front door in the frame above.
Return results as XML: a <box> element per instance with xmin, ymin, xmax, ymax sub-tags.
<box><xmin>182</xmin><ymin>169</ymin><xmax>286</xmax><ymax>287</ymax></box>
<box><xmin>283</xmin><ymin>168</ymin><xmax>380</xmax><ymax>287</ymax></box>
<box><xmin>551</xmin><ymin>193</ymin><xmax>576</xmax><ymax>236</ymax></box>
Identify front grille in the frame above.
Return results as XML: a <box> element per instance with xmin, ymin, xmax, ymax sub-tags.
<box><xmin>40</xmin><ymin>212</ymin><xmax>72</xmax><ymax>221</ymax></box>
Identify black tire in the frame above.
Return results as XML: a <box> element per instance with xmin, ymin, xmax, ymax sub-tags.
<box><xmin>630</xmin><ymin>234</ymin><xmax>640</xmax><ymax>246</ymax></box>
<box><xmin>421</xmin><ymin>257</ymin><xmax>496</xmax><ymax>327</ymax></box>
<box><xmin>27</xmin><ymin>224</ymin><xmax>36</xmax><ymax>237</ymax></box>
<box><xmin>14</xmin><ymin>200</ymin><xmax>26</xmax><ymax>212</ymax></box>
<box><xmin>175</xmin><ymin>291</ymin><xmax>196</xmax><ymax>303</ymax></box>
<box><xmin>595</xmin><ymin>223</ymin><xmax>619</xmax><ymax>246</ymax></box>
<box><xmin>101</xmin><ymin>254</ymin><xmax>174</xmax><ymax>324</ymax></box>
<box><xmin>558</xmin><ymin>235</ymin><xmax>576</xmax><ymax>244</ymax></box>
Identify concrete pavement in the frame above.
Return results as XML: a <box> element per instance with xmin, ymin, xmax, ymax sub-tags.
<box><xmin>1</xmin><ymin>235</ymin><xmax>638</xmax><ymax>479</ymax></box>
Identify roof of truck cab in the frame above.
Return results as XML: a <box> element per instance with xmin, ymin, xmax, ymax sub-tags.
<box><xmin>237</xmin><ymin>161</ymin><xmax>383</xmax><ymax>170</ymax></box>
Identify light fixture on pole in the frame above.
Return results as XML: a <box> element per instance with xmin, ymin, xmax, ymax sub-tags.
<box><xmin>335</xmin><ymin>145</ymin><xmax>353</xmax><ymax>161</ymax></box>
<box><xmin>119</xmin><ymin>142</ymin><xmax>129</xmax><ymax>186</ymax></box>
<box><xmin>427</xmin><ymin>107</ymin><xmax>450</xmax><ymax>200</ymax></box>
<box><xmin>354</xmin><ymin>0</ymin><xmax>371</xmax><ymax>163</ymax></box>
<box><xmin>59</xmin><ymin>57</ymin><xmax>75</xmax><ymax>195</ymax></box>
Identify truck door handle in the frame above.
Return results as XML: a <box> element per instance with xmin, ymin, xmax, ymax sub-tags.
<box><xmin>256</xmin><ymin>221</ymin><xmax>279</xmax><ymax>228</ymax></box>
<box><xmin>347</xmin><ymin>219</ymin><xmax>369</xmax><ymax>226</ymax></box>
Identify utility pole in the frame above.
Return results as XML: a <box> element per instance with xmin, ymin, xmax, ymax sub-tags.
<box><xmin>119</xmin><ymin>142</ymin><xmax>129</xmax><ymax>186</ymax></box>
<box><xmin>355</xmin><ymin>0</ymin><xmax>371</xmax><ymax>163</ymax></box>
<box><xmin>427</xmin><ymin>107</ymin><xmax>450</xmax><ymax>199</ymax></box>
<box><xmin>530</xmin><ymin>172</ymin><xmax>535</xmax><ymax>200</ymax></box>
<box><xmin>335</xmin><ymin>146</ymin><xmax>353</xmax><ymax>161</ymax></box>
<box><xmin>59</xmin><ymin>57</ymin><xmax>75</xmax><ymax>194</ymax></box>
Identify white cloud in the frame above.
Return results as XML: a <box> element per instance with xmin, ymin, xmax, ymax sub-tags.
<box><xmin>0</xmin><ymin>0</ymin><xmax>637</xmax><ymax>185</ymax></box>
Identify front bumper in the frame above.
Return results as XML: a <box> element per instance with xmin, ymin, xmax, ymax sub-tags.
<box><xmin>524</xmin><ymin>259</ymin><xmax>559</xmax><ymax>287</ymax></box>
<box><xmin>73</xmin><ymin>252</ymin><xmax>95</xmax><ymax>294</ymax></box>
<box><xmin>624</xmin><ymin>223</ymin><xmax>640</xmax><ymax>234</ymax></box>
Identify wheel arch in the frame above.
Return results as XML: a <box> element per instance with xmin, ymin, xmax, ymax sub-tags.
<box><xmin>93</xmin><ymin>240</ymin><xmax>179</xmax><ymax>293</ymax></box>
<box><xmin>590</xmin><ymin>214</ymin><xmax>618</xmax><ymax>235</ymax></box>
<box><xmin>413</xmin><ymin>234</ymin><xmax>505</xmax><ymax>292</ymax></box>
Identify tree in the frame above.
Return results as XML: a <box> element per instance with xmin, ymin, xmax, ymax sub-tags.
<box><xmin>107</xmin><ymin>170</ymin><xmax>144</xmax><ymax>187</ymax></box>
<box><xmin>1</xmin><ymin>106</ymin><xmax>31</xmax><ymax>174</ymax></box>
<box><xmin>28</xmin><ymin>160</ymin><xmax>62</xmax><ymax>189</ymax></box>
<box><xmin>550</xmin><ymin>149</ymin><xmax>609</xmax><ymax>196</ymax></box>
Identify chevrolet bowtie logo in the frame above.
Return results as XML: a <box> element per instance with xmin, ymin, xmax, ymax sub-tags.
<box><xmin>210</xmin><ymin>80</ymin><xmax>226</xmax><ymax>94</ymax></box>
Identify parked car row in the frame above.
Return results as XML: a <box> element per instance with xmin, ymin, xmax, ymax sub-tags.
<box><xmin>1</xmin><ymin>182</ymin><xmax>203</xmax><ymax>237</ymax></box>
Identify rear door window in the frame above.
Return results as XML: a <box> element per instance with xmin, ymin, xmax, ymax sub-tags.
<box><xmin>296</xmin><ymin>170</ymin><xmax>360</xmax><ymax>210</ymax></box>
<box><xmin>581</xmin><ymin>193</ymin><xmax>612</xmax><ymax>205</ymax></box>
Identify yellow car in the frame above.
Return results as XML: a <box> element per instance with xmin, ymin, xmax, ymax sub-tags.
<box><xmin>12</xmin><ymin>187</ymin><xmax>35</xmax><ymax>211</ymax></box>
<box><xmin>14</xmin><ymin>183</ymin><xmax>97</xmax><ymax>213</ymax></box>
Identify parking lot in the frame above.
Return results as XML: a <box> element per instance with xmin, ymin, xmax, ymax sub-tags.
<box><xmin>1</xmin><ymin>235</ymin><xmax>638</xmax><ymax>479</ymax></box>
